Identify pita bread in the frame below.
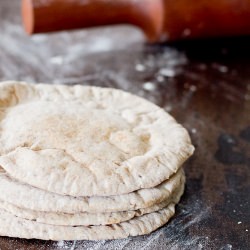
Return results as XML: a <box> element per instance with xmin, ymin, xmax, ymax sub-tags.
<box><xmin>0</xmin><ymin>185</ymin><xmax>183</xmax><ymax>226</ymax></box>
<box><xmin>0</xmin><ymin>81</ymin><xmax>194</xmax><ymax>196</ymax></box>
<box><xmin>0</xmin><ymin>204</ymin><xmax>176</xmax><ymax>240</ymax></box>
<box><xmin>0</xmin><ymin>167</ymin><xmax>184</xmax><ymax>213</ymax></box>
<box><xmin>0</xmin><ymin>179</ymin><xmax>184</xmax><ymax>226</ymax></box>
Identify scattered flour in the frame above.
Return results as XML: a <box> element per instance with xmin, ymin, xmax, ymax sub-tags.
<box><xmin>143</xmin><ymin>82</ymin><xmax>156</xmax><ymax>91</ymax></box>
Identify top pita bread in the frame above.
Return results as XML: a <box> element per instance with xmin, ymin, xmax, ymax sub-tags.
<box><xmin>0</xmin><ymin>81</ymin><xmax>194</xmax><ymax>196</ymax></box>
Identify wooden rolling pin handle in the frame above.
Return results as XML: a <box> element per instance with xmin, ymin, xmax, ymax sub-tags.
<box><xmin>22</xmin><ymin>0</ymin><xmax>250</xmax><ymax>42</ymax></box>
<box><xmin>22</xmin><ymin>0</ymin><xmax>164</xmax><ymax>42</ymax></box>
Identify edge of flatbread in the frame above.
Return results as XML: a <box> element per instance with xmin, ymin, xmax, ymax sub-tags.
<box><xmin>0</xmin><ymin>175</ymin><xmax>184</xmax><ymax>226</ymax></box>
<box><xmin>0</xmin><ymin>203</ymin><xmax>176</xmax><ymax>241</ymax></box>
<box><xmin>0</xmin><ymin>167</ymin><xmax>184</xmax><ymax>213</ymax></box>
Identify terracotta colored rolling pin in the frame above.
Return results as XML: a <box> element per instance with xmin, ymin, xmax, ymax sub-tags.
<box><xmin>22</xmin><ymin>0</ymin><xmax>250</xmax><ymax>42</ymax></box>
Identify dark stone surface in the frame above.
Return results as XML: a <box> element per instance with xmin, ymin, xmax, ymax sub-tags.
<box><xmin>0</xmin><ymin>1</ymin><xmax>249</xmax><ymax>249</ymax></box>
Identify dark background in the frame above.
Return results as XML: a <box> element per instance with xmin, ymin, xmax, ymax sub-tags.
<box><xmin>0</xmin><ymin>1</ymin><xmax>249</xmax><ymax>249</ymax></box>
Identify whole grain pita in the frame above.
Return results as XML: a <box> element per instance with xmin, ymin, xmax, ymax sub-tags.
<box><xmin>0</xmin><ymin>81</ymin><xmax>194</xmax><ymax>196</ymax></box>
<box><xmin>0</xmin><ymin>204</ymin><xmax>176</xmax><ymax>241</ymax></box>
<box><xmin>0</xmin><ymin>167</ymin><xmax>184</xmax><ymax>213</ymax></box>
<box><xmin>0</xmin><ymin>186</ymin><xmax>183</xmax><ymax>226</ymax></box>
<box><xmin>0</xmin><ymin>179</ymin><xmax>184</xmax><ymax>226</ymax></box>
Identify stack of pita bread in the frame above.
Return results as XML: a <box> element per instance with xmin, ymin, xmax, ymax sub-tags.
<box><xmin>0</xmin><ymin>81</ymin><xmax>194</xmax><ymax>241</ymax></box>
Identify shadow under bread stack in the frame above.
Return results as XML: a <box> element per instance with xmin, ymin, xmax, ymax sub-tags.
<box><xmin>0</xmin><ymin>82</ymin><xmax>194</xmax><ymax>241</ymax></box>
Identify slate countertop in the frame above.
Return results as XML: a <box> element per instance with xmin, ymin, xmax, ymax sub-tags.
<box><xmin>0</xmin><ymin>1</ymin><xmax>249</xmax><ymax>249</ymax></box>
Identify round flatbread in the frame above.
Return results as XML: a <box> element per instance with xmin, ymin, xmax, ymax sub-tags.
<box><xmin>0</xmin><ymin>179</ymin><xmax>184</xmax><ymax>226</ymax></box>
<box><xmin>0</xmin><ymin>167</ymin><xmax>184</xmax><ymax>213</ymax></box>
<box><xmin>0</xmin><ymin>81</ymin><xmax>194</xmax><ymax>196</ymax></box>
<box><xmin>0</xmin><ymin>204</ymin><xmax>176</xmax><ymax>241</ymax></box>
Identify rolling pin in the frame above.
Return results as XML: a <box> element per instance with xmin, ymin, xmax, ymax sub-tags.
<box><xmin>22</xmin><ymin>0</ymin><xmax>250</xmax><ymax>42</ymax></box>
